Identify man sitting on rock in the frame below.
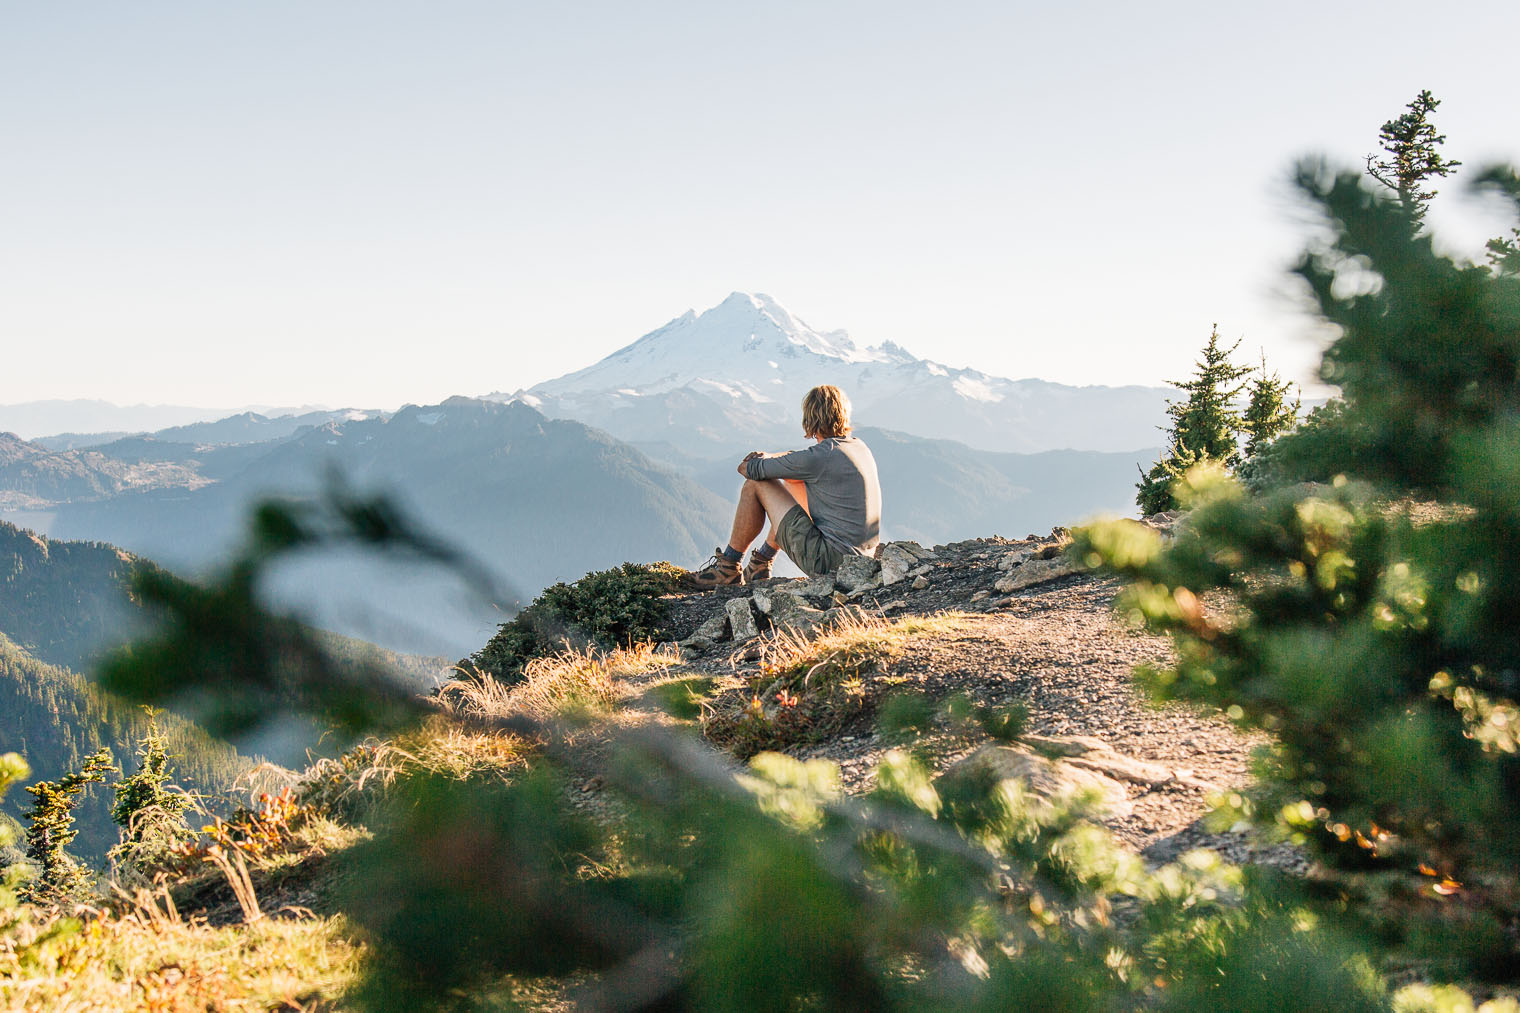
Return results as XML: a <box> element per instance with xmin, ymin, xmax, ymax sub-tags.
<box><xmin>685</xmin><ymin>384</ymin><xmax>882</xmax><ymax>589</ymax></box>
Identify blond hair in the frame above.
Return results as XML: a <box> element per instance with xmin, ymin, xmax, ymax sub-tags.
<box><xmin>801</xmin><ymin>385</ymin><xmax>851</xmax><ymax>439</ymax></box>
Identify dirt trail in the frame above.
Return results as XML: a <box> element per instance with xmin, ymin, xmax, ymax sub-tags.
<box><xmin>636</xmin><ymin>544</ymin><xmax>1298</xmax><ymax>869</ymax></box>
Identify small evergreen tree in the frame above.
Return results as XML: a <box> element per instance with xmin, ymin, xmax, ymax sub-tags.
<box><xmin>1365</xmin><ymin>89</ymin><xmax>1461</xmax><ymax>227</ymax></box>
<box><xmin>1240</xmin><ymin>353</ymin><xmax>1300</xmax><ymax>458</ymax></box>
<box><xmin>1136</xmin><ymin>325</ymin><xmax>1252</xmax><ymax>513</ymax></box>
<box><xmin>108</xmin><ymin>712</ymin><xmax>192</xmax><ymax>877</ymax></box>
<box><xmin>21</xmin><ymin>748</ymin><xmax>114</xmax><ymax>903</ymax></box>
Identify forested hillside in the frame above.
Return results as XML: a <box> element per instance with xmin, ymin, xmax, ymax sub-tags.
<box><xmin>0</xmin><ymin>633</ymin><xmax>252</xmax><ymax>861</ymax></box>
<box><xmin>0</xmin><ymin>521</ymin><xmax>259</xmax><ymax>860</ymax></box>
<box><xmin>0</xmin><ymin>519</ymin><xmax>155</xmax><ymax>672</ymax></box>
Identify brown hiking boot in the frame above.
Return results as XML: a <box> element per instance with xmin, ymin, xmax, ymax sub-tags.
<box><xmin>683</xmin><ymin>549</ymin><xmax>741</xmax><ymax>590</ymax></box>
<box><xmin>742</xmin><ymin>551</ymin><xmax>774</xmax><ymax>583</ymax></box>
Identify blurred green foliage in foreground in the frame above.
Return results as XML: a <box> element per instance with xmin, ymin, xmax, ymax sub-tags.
<box><xmin>11</xmin><ymin>140</ymin><xmax>1514</xmax><ymax>1007</ymax></box>
<box><xmin>1078</xmin><ymin>159</ymin><xmax>1520</xmax><ymax>983</ymax></box>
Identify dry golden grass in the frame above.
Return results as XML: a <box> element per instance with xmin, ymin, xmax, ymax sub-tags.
<box><xmin>297</xmin><ymin>723</ymin><xmax>530</xmax><ymax>820</ymax></box>
<box><xmin>0</xmin><ymin>903</ymin><xmax>361</xmax><ymax>1012</ymax></box>
<box><xmin>442</xmin><ymin>642</ymin><xmax>680</xmax><ymax>722</ymax></box>
<box><xmin>757</xmin><ymin>609</ymin><xmax>980</xmax><ymax>691</ymax></box>
<box><xmin>706</xmin><ymin>610</ymin><xmax>979</xmax><ymax>756</ymax></box>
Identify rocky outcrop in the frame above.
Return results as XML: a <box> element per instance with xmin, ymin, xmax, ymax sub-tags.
<box><xmin>666</xmin><ymin>530</ymin><xmax>1089</xmax><ymax>653</ymax></box>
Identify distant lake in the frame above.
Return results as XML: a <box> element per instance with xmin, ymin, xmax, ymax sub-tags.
<box><xmin>1</xmin><ymin>510</ymin><xmax>55</xmax><ymax>535</ymax></box>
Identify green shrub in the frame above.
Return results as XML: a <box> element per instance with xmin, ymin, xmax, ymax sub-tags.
<box><xmin>463</xmin><ymin>561</ymin><xmax>683</xmax><ymax>683</ymax></box>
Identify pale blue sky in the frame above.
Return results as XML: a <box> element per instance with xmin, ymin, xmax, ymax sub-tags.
<box><xmin>2</xmin><ymin>1</ymin><xmax>1515</xmax><ymax>408</ymax></box>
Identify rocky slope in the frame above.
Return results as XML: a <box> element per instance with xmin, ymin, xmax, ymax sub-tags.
<box><xmin>600</xmin><ymin>525</ymin><xmax>1291</xmax><ymax>870</ymax></box>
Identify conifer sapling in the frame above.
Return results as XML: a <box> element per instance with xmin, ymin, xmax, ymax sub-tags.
<box><xmin>21</xmin><ymin>748</ymin><xmax>114</xmax><ymax>903</ymax></box>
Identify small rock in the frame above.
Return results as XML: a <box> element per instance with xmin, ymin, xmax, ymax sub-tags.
<box><xmin>911</xmin><ymin>574</ymin><xmax>930</xmax><ymax>590</ymax></box>
<box><xmin>908</xmin><ymin>563</ymin><xmax>934</xmax><ymax>578</ymax></box>
<box><xmin>750</xmin><ymin>588</ymin><xmax>772</xmax><ymax>614</ymax></box>
<box><xmin>681</xmin><ymin>612</ymin><xmax>729</xmax><ymax>646</ymax></box>
<box><xmin>879</xmin><ymin>542</ymin><xmax>921</xmax><ymax>586</ymax></box>
<box><xmin>939</xmin><ymin>745</ymin><xmax>1132</xmax><ymax>816</ymax></box>
<box><xmin>725</xmin><ymin>597</ymin><xmax>759</xmax><ymax>641</ymax></box>
<box><xmin>834</xmin><ymin>554</ymin><xmax>883</xmax><ymax>593</ymax></box>
<box><xmin>768</xmin><ymin>593</ymin><xmax>831</xmax><ymax>634</ymax></box>
<box><xmin>781</xmin><ymin>575</ymin><xmax>835</xmax><ymax>598</ymax></box>
<box><xmin>993</xmin><ymin>556</ymin><xmax>1079</xmax><ymax>593</ymax></box>
<box><xmin>970</xmin><ymin>590</ymin><xmax>990</xmax><ymax>602</ymax></box>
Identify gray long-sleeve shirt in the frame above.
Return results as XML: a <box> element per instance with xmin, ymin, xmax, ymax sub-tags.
<box><xmin>744</xmin><ymin>436</ymin><xmax>882</xmax><ymax>556</ymax></box>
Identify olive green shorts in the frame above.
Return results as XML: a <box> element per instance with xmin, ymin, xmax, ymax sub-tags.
<box><xmin>776</xmin><ymin>504</ymin><xmax>845</xmax><ymax>579</ymax></box>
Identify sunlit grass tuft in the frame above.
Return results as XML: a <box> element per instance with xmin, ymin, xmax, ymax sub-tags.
<box><xmin>443</xmin><ymin>641</ymin><xmax>680</xmax><ymax>722</ymax></box>
<box><xmin>706</xmin><ymin>610</ymin><xmax>978</xmax><ymax>756</ymax></box>
<box><xmin>0</xmin><ymin>904</ymin><xmax>361</xmax><ymax>1011</ymax></box>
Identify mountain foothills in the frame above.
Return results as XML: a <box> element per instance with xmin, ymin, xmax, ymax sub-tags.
<box><xmin>0</xmin><ymin>520</ymin><xmax>157</xmax><ymax>672</ymax></box>
<box><xmin>29</xmin><ymin>400</ymin><xmax>731</xmax><ymax>655</ymax></box>
<box><xmin>500</xmin><ymin>292</ymin><xmax>1171</xmax><ymax>456</ymax></box>
<box><xmin>0</xmin><ymin>294</ymin><xmax>1164</xmax><ymax>655</ymax></box>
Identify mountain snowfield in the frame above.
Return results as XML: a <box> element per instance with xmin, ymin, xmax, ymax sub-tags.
<box><xmin>493</xmin><ymin>292</ymin><xmax>1171</xmax><ymax>456</ymax></box>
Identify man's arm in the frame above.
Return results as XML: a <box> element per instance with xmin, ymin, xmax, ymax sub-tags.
<box><xmin>743</xmin><ymin>445</ymin><xmax>820</xmax><ymax>481</ymax></box>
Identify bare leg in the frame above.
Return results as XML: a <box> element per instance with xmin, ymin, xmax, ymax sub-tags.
<box><xmin>766</xmin><ymin>480</ymin><xmax>809</xmax><ymax>548</ymax></box>
<box><xmin>729</xmin><ymin>479</ymin><xmax>800</xmax><ymax>554</ymax></box>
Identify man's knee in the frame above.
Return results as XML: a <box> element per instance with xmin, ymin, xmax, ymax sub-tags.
<box><xmin>751</xmin><ymin>479</ymin><xmax>798</xmax><ymax>520</ymax></box>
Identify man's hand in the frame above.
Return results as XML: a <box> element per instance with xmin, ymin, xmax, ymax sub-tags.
<box><xmin>738</xmin><ymin>450</ymin><xmax>765</xmax><ymax>476</ymax></box>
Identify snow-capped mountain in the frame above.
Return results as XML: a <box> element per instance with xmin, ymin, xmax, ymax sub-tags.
<box><xmin>493</xmin><ymin>293</ymin><xmax>1170</xmax><ymax>456</ymax></box>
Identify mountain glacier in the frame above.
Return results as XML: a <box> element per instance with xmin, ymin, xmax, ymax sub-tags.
<box><xmin>493</xmin><ymin>292</ymin><xmax>1170</xmax><ymax>455</ymax></box>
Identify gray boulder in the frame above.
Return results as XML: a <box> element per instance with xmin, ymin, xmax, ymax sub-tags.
<box><xmin>680</xmin><ymin>611</ymin><xmax>729</xmax><ymax>649</ymax></box>
<box><xmin>938</xmin><ymin>744</ymin><xmax>1132</xmax><ymax>816</ymax></box>
<box><xmin>833</xmin><ymin>554</ymin><xmax>882</xmax><ymax>593</ymax></box>
<box><xmin>725</xmin><ymin>597</ymin><xmax>760</xmax><ymax>641</ymax></box>
<box><xmin>767</xmin><ymin>593</ymin><xmax>832</xmax><ymax>635</ymax></box>
<box><xmin>879</xmin><ymin>542</ymin><xmax>923</xmax><ymax>586</ymax></box>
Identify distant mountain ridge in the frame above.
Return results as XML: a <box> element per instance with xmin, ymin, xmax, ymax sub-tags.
<box><xmin>30</xmin><ymin>407</ymin><xmax>387</xmax><ymax>452</ymax></box>
<box><xmin>495</xmin><ymin>292</ymin><xmax>1171</xmax><ymax>456</ymax></box>
<box><xmin>0</xmin><ymin>400</ymin><xmax>228</xmax><ymax>441</ymax></box>
<box><xmin>36</xmin><ymin>398</ymin><xmax>732</xmax><ymax>655</ymax></box>
<box><xmin>0</xmin><ymin>433</ymin><xmax>212</xmax><ymax>510</ymax></box>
